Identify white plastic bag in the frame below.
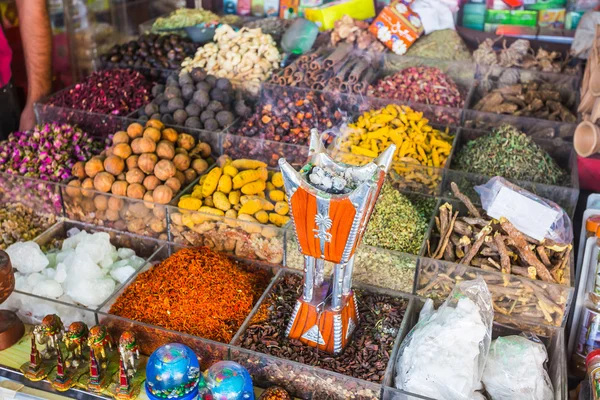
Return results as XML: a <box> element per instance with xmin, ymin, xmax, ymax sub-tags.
<box><xmin>411</xmin><ymin>0</ymin><xmax>456</xmax><ymax>34</ymax></box>
<box><xmin>475</xmin><ymin>177</ymin><xmax>573</xmax><ymax>244</ymax></box>
<box><xmin>482</xmin><ymin>335</ymin><xmax>554</xmax><ymax>400</ymax></box>
<box><xmin>395</xmin><ymin>278</ymin><xmax>493</xmax><ymax>400</ymax></box>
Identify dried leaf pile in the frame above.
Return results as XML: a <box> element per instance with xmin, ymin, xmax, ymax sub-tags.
<box><xmin>406</xmin><ymin>29</ymin><xmax>471</xmax><ymax>62</ymax></box>
<box><xmin>428</xmin><ymin>183</ymin><xmax>571</xmax><ymax>287</ymax></box>
<box><xmin>474</xmin><ymin>81</ymin><xmax>576</xmax><ymax>122</ymax></box>
<box><xmin>473</xmin><ymin>38</ymin><xmax>572</xmax><ymax>73</ymax></box>
<box><xmin>454</xmin><ymin>125</ymin><xmax>568</xmax><ymax>186</ymax></box>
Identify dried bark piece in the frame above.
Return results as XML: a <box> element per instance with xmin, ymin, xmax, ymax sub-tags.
<box><xmin>460</xmin><ymin>224</ymin><xmax>492</xmax><ymax>265</ymax></box>
<box><xmin>450</xmin><ymin>182</ymin><xmax>481</xmax><ymax>218</ymax></box>
<box><xmin>536</xmin><ymin>246</ymin><xmax>552</xmax><ymax>268</ymax></box>
<box><xmin>433</xmin><ymin>205</ymin><xmax>458</xmax><ymax>260</ymax></box>
<box><xmin>494</xmin><ymin>234</ymin><xmax>512</xmax><ymax>275</ymax></box>
<box><xmin>500</xmin><ymin>218</ymin><xmax>556</xmax><ymax>283</ymax></box>
<box><xmin>454</xmin><ymin>220</ymin><xmax>473</xmax><ymax>237</ymax></box>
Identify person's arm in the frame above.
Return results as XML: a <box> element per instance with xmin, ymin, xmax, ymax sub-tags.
<box><xmin>15</xmin><ymin>0</ymin><xmax>52</xmax><ymax>131</ymax></box>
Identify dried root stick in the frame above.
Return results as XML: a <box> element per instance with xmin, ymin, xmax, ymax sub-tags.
<box><xmin>500</xmin><ymin>218</ymin><xmax>556</xmax><ymax>283</ymax></box>
<box><xmin>434</xmin><ymin>207</ymin><xmax>458</xmax><ymax>260</ymax></box>
<box><xmin>494</xmin><ymin>234</ymin><xmax>511</xmax><ymax>275</ymax></box>
<box><xmin>451</xmin><ymin>182</ymin><xmax>481</xmax><ymax>217</ymax></box>
<box><xmin>536</xmin><ymin>245</ymin><xmax>552</xmax><ymax>268</ymax></box>
<box><xmin>460</xmin><ymin>224</ymin><xmax>492</xmax><ymax>265</ymax></box>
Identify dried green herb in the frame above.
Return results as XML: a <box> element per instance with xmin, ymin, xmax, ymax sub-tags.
<box><xmin>454</xmin><ymin>125</ymin><xmax>568</xmax><ymax>186</ymax></box>
<box><xmin>406</xmin><ymin>29</ymin><xmax>472</xmax><ymax>62</ymax></box>
<box><xmin>363</xmin><ymin>184</ymin><xmax>432</xmax><ymax>254</ymax></box>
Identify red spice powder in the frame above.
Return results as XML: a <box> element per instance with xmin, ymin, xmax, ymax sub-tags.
<box><xmin>109</xmin><ymin>247</ymin><xmax>270</xmax><ymax>343</ymax></box>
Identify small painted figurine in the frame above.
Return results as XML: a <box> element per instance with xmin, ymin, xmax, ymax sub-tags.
<box><xmin>33</xmin><ymin>314</ymin><xmax>64</xmax><ymax>356</ymax></box>
<box><xmin>64</xmin><ymin>321</ymin><xmax>89</xmax><ymax>361</ymax></box>
<box><xmin>87</xmin><ymin>325</ymin><xmax>113</xmax><ymax>362</ymax></box>
<box><xmin>118</xmin><ymin>331</ymin><xmax>139</xmax><ymax>375</ymax></box>
<box><xmin>88</xmin><ymin>347</ymin><xmax>105</xmax><ymax>392</ymax></box>
<box><xmin>21</xmin><ymin>335</ymin><xmax>49</xmax><ymax>381</ymax></box>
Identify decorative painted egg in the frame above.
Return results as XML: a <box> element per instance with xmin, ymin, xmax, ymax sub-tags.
<box><xmin>145</xmin><ymin>343</ymin><xmax>201</xmax><ymax>400</ymax></box>
<box><xmin>258</xmin><ymin>386</ymin><xmax>291</xmax><ymax>400</ymax></box>
<box><xmin>205</xmin><ymin>361</ymin><xmax>254</xmax><ymax>400</ymax></box>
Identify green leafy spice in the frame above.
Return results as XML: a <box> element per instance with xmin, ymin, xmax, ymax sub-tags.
<box><xmin>454</xmin><ymin>125</ymin><xmax>568</xmax><ymax>186</ymax></box>
<box><xmin>363</xmin><ymin>184</ymin><xmax>432</xmax><ymax>254</ymax></box>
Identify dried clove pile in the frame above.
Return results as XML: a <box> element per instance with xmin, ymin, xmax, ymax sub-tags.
<box><xmin>454</xmin><ymin>125</ymin><xmax>568</xmax><ymax>186</ymax></box>
<box><xmin>268</xmin><ymin>44</ymin><xmax>379</xmax><ymax>94</ymax></box>
<box><xmin>473</xmin><ymin>81</ymin><xmax>576</xmax><ymax>122</ymax></box>
<box><xmin>428</xmin><ymin>182</ymin><xmax>571</xmax><ymax>286</ymax></box>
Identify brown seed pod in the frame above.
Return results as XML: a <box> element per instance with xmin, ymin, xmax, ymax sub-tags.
<box><xmin>127</xmin><ymin>183</ymin><xmax>146</xmax><ymax>199</ymax></box>
<box><xmin>94</xmin><ymin>195</ymin><xmax>108</xmax><ymax>211</ymax></box>
<box><xmin>113</xmin><ymin>143</ymin><xmax>133</xmax><ymax>159</ymax></box>
<box><xmin>161</xmin><ymin>128</ymin><xmax>178</xmax><ymax>143</ymax></box>
<box><xmin>93</xmin><ymin>172</ymin><xmax>115</xmax><ymax>193</ymax></box>
<box><xmin>126</xmin><ymin>122</ymin><xmax>144</xmax><ymax>139</ymax></box>
<box><xmin>173</xmin><ymin>153</ymin><xmax>191</xmax><ymax>171</ymax></box>
<box><xmin>143</xmin><ymin>175</ymin><xmax>161</xmax><ymax>191</ymax></box>
<box><xmin>165</xmin><ymin>177</ymin><xmax>182</xmax><ymax>193</ymax></box>
<box><xmin>126</xmin><ymin>155</ymin><xmax>139</xmax><ymax>170</ymax></box>
<box><xmin>191</xmin><ymin>158</ymin><xmax>209</xmax><ymax>175</ymax></box>
<box><xmin>126</xmin><ymin>168</ymin><xmax>146</xmax><ymax>184</ymax></box>
<box><xmin>156</xmin><ymin>140</ymin><xmax>176</xmax><ymax>160</ymax></box>
<box><xmin>81</xmin><ymin>177</ymin><xmax>95</xmax><ymax>198</ymax></box>
<box><xmin>153</xmin><ymin>185</ymin><xmax>173</xmax><ymax>205</ymax></box>
<box><xmin>183</xmin><ymin>168</ymin><xmax>198</xmax><ymax>184</ymax></box>
<box><xmin>108</xmin><ymin>196</ymin><xmax>123</xmax><ymax>211</ymax></box>
<box><xmin>84</xmin><ymin>157</ymin><xmax>104</xmax><ymax>178</ymax></box>
<box><xmin>104</xmin><ymin>156</ymin><xmax>125</xmax><ymax>176</ymax></box>
<box><xmin>143</xmin><ymin>127</ymin><xmax>161</xmax><ymax>143</ymax></box>
<box><xmin>111</xmin><ymin>180</ymin><xmax>129</xmax><ymax>196</ymax></box>
<box><xmin>177</xmin><ymin>133</ymin><xmax>195</xmax><ymax>150</ymax></box>
<box><xmin>138</xmin><ymin>153</ymin><xmax>159</xmax><ymax>175</ymax></box>
<box><xmin>131</xmin><ymin>137</ymin><xmax>157</xmax><ymax>154</ymax></box>
<box><xmin>71</xmin><ymin>161</ymin><xmax>87</xmax><ymax>179</ymax></box>
<box><xmin>65</xmin><ymin>180</ymin><xmax>82</xmax><ymax>198</ymax></box>
<box><xmin>145</xmin><ymin>119</ymin><xmax>165</xmax><ymax>130</ymax></box>
<box><xmin>154</xmin><ymin>160</ymin><xmax>176</xmax><ymax>181</ymax></box>
<box><xmin>112</xmin><ymin>131</ymin><xmax>130</xmax><ymax>145</ymax></box>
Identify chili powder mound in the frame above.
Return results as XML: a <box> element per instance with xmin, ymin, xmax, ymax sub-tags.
<box><xmin>109</xmin><ymin>247</ymin><xmax>270</xmax><ymax>343</ymax></box>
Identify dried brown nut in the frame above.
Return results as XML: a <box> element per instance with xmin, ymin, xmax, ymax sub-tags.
<box><xmin>145</xmin><ymin>119</ymin><xmax>165</xmax><ymax>131</ymax></box>
<box><xmin>94</xmin><ymin>195</ymin><xmax>108</xmax><ymax>211</ymax></box>
<box><xmin>177</xmin><ymin>133</ymin><xmax>195</xmax><ymax>150</ymax></box>
<box><xmin>104</xmin><ymin>156</ymin><xmax>125</xmax><ymax>176</ymax></box>
<box><xmin>143</xmin><ymin>190</ymin><xmax>155</xmax><ymax>209</ymax></box>
<box><xmin>143</xmin><ymin>127</ymin><xmax>161</xmax><ymax>142</ymax></box>
<box><xmin>191</xmin><ymin>158</ymin><xmax>208</xmax><ymax>175</ymax></box>
<box><xmin>72</xmin><ymin>162</ymin><xmax>86</xmax><ymax>179</ymax></box>
<box><xmin>93</xmin><ymin>172</ymin><xmax>115</xmax><ymax>193</ymax></box>
<box><xmin>81</xmin><ymin>178</ymin><xmax>95</xmax><ymax>197</ymax></box>
<box><xmin>112</xmin><ymin>131</ymin><xmax>130</xmax><ymax>145</ymax></box>
<box><xmin>165</xmin><ymin>177</ymin><xmax>181</xmax><ymax>193</ymax></box>
<box><xmin>154</xmin><ymin>160</ymin><xmax>176</xmax><ymax>181</ymax></box>
<box><xmin>183</xmin><ymin>168</ymin><xmax>197</xmax><ymax>184</ymax></box>
<box><xmin>138</xmin><ymin>153</ymin><xmax>158</xmax><ymax>175</ymax></box>
<box><xmin>156</xmin><ymin>141</ymin><xmax>175</xmax><ymax>160</ymax></box>
<box><xmin>111</xmin><ymin>180</ymin><xmax>129</xmax><ymax>196</ymax></box>
<box><xmin>84</xmin><ymin>157</ymin><xmax>104</xmax><ymax>178</ymax></box>
<box><xmin>127</xmin><ymin>183</ymin><xmax>146</xmax><ymax>199</ymax></box>
<box><xmin>161</xmin><ymin>128</ymin><xmax>178</xmax><ymax>143</ymax></box>
<box><xmin>126</xmin><ymin>155</ymin><xmax>139</xmax><ymax>170</ymax></box>
<box><xmin>153</xmin><ymin>185</ymin><xmax>173</xmax><ymax>205</ymax></box>
<box><xmin>127</xmin><ymin>122</ymin><xmax>144</xmax><ymax>139</ymax></box>
<box><xmin>113</xmin><ymin>143</ymin><xmax>133</xmax><ymax>159</ymax></box>
<box><xmin>131</xmin><ymin>137</ymin><xmax>157</xmax><ymax>154</ymax></box>
<box><xmin>65</xmin><ymin>180</ymin><xmax>82</xmax><ymax>198</ymax></box>
<box><xmin>143</xmin><ymin>175</ymin><xmax>161</xmax><ymax>191</ymax></box>
<box><xmin>126</xmin><ymin>168</ymin><xmax>146</xmax><ymax>184</ymax></box>
<box><xmin>108</xmin><ymin>196</ymin><xmax>123</xmax><ymax>211</ymax></box>
<box><xmin>173</xmin><ymin>153</ymin><xmax>191</xmax><ymax>171</ymax></box>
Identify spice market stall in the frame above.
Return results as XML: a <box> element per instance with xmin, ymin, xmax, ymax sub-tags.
<box><xmin>2</xmin><ymin>1</ymin><xmax>598</xmax><ymax>398</ymax></box>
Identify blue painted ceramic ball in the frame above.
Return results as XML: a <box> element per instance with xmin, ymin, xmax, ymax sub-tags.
<box><xmin>205</xmin><ymin>361</ymin><xmax>254</xmax><ymax>400</ymax></box>
<box><xmin>146</xmin><ymin>343</ymin><xmax>201</xmax><ymax>400</ymax></box>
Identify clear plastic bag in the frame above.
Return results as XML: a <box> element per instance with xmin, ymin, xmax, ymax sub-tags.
<box><xmin>395</xmin><ymin>277</ymin><xmax>493</xmax><ymax>400</ymax></box>
<box><xmin>482</xmin><ymin>334</ymin><xmax>554</xmax><ymax>400</ymax></box>
<box><xmin>475</xmin><ymin>177</ymin><xmax>573</xmax><ymax>245</ymax></box>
